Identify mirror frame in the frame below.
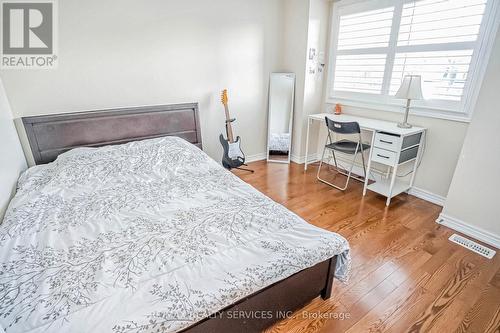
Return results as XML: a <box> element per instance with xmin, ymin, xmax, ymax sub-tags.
<box><xmin>266</xmin><ymin>72</ymin><xmax>295</xmax><ymax>164</ymax></box>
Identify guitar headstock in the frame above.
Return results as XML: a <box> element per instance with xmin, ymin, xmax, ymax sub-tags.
<box><xmin>221</xmin><ymin>89</ymin><xmax>228</xmax><ymax>106</ymax></box>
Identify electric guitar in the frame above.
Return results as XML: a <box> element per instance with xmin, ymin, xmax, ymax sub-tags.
<box><xmin>219</xmin><ymin>89</ymin><xmax>245</xmax><ymax>169</ymax></box>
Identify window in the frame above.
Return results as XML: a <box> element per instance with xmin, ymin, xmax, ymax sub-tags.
<box><xmin>328</xmin><ymin>0</ymin><xmax>499</xmax><ymax>119</ymax></box>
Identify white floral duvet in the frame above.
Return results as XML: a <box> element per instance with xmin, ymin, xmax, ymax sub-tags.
<box><xmin>0</xmin><ymin>137</ymin><xmax>350</xmax><ymax>333</ymax></box>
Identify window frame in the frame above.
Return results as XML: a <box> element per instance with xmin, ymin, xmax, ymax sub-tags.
<box><xmin>326</xmin><ymin>0</ymin><xmax>500</xmax><ymax>122</ymax></box>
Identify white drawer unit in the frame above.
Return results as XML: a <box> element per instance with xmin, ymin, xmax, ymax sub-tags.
<box><xmin>364</xmin><ymin>129</ymin><xmax>426</xmax><ymax>206</ymax></box>
<box><xmin>371</xmin><ymin>145</ymin><xmax>420</xmax><ymax>167</ymax></box>
<box><xmin>374</xmin><ymin>132</ymin><xmax>401</xmax><ymax>152</ymax></box>
<box><xmin>371</xmin><ymin>147</ymin><xmax>397</xmax><ymax>166</ymax></box>
<box><xmin>374</xmin><ymin>131</ymin><xmax>422</xmax><ymax>152</ymax></box>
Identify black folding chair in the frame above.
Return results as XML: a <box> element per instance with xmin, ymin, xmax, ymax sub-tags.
<box><xmin>317</xmin><ymin>117</ymin><xmax>371</xmax><ymax>191</ymax></box>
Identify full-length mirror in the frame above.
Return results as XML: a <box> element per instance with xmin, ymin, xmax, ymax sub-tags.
<box><xmin>267</xmin><ymin>73</ymin><xmax>295</xmax><ymax>163</ymax></box>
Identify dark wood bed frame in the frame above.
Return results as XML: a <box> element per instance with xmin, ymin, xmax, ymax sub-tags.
<box><xmin>22</xmin><ymin>103</ymin><xmax>203</xmax><ymax>165</ymax></box>
<box><xmin>22</xmin><ymin>103</ymin><xmax>338</xmax><ymax>332</ymax></box>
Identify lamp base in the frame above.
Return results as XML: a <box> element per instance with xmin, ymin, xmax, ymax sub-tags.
<box><xmin>397</xmin><ymin>122</ymin><xmax>413</xmax><ymax>128</ymax></box>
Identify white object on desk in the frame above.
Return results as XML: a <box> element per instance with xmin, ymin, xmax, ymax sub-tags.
<box><xmin>304</xmin><ymin>113</ymin><xmax>426</xmax><ymax>206</ymax></box>
<box><xmin>394</xmin><ymin>75</ymin><xmax>424</xmax><ymax>129</ymax></box>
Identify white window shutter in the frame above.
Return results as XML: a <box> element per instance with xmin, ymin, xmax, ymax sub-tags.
<box><xmin>329</xmin><ymin>0</ymin><xmax>492</xmax><ymax>113</ymax></box>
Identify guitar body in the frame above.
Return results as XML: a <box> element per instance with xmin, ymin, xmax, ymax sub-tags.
<box><xmin>219</xmin><ymin>134</ymin><xmax>245</xmax><ymax>169</ymax></box>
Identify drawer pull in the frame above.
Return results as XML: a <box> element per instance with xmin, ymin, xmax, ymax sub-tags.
<box><xmin>380</xmin><ymin>140</ymin><xmax>393</xmax><ymax>144</ymax></box>
<box><xmin>376</xmin><ymin>154</ymin><xmax>389</xmax><ymax>159</ymax></box>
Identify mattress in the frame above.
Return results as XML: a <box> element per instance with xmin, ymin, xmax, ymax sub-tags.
<box><xmin>0</xmin><ymin>137</ymin><xmax>350</xmax><ymax>333</ymax></box>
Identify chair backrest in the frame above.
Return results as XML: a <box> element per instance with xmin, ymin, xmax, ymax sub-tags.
<box><xmin>325</xmin><ymin>117</ymin><xmax>361</xmax><ymax>134</ymax></box>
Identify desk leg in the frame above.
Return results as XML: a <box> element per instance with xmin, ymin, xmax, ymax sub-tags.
<box><xmin>386</xmin><ymin>163</ymin><xmax>398</xmax><ymax>206</ymax></box>
<box><xmin>363</xmin><ymin>130</ymin><xmax>376</xmax><ymax>196</ymax></box>
<box><xmin>304</xmin><ymin>118</ymin><xmax>311</xmax><ymax>171</ymax></box>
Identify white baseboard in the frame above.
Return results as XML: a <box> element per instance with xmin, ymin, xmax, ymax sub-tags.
<box><xmin>245</xmin><ymin>153</ymin><xmax>319</xmax><ymax>164</ymax></box>
<box><xmin>245</xmin><ymin>153</ymin><xmax>267</xmax><ymax>163</ymax></box>
<box><xmin>291</xmin><ymin>153</ymin><xmax>318</xmax><ymax>164</ymax></box>
<box><xmin>437</xmin><ymin>213</ymin><xmax>500</xmax><ymax>250</ymax></box>
<box><xmin>408</xmin><ymin>187</ymin><xmax>446</xmax><ymax>206</ymax></box>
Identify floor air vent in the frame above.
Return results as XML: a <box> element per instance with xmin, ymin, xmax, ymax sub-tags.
<box><xmin>449</xmin><ymin>234</ymin><xmax>496</xmax><ymax>259</ymax></box>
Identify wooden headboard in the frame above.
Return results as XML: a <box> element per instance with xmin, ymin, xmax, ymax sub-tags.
<box><xmin>22</xmin><ymin>103</ymin><xmax>202</xmax><ymax>165</ymax></box>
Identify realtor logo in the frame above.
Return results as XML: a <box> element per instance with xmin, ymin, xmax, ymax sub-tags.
<box><xmin>1</xmin><ymin>0</ymin><xmax>57</xmax><ymax>68</ymax></box>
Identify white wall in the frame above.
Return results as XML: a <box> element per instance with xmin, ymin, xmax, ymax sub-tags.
<box><xmin>0</xmin><ymin>0</ymin><xmax>285</xmax><ymax>163</ymax></box>
<box><xmin>282</xmin><ymin>0</ymin><xmax>310</xmax><ymax>160</ymax></box>
<box><xmin>300</xmin><ymin>0</ymin><xmax>331</xmax><ymax>160</ymax></box>
<box><xmin>0</xmin><ymin>78</ymin><xmax>27</xmax><ymax>221</ymax></box>
<box><xmin>439</xmin><ymin>27</ymin><xmax>500</xmax><ymax>248</ymax></box>
<box><xmin>282</xmin><ymin>0</ymin><xmax>330</xmax><ymax>163</ymax></box>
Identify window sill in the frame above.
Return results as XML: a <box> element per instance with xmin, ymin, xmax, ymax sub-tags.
<box><xmin>326</xmin><ymin>97</ymin><xmax>472</xmax><ymax>123</ymax></box>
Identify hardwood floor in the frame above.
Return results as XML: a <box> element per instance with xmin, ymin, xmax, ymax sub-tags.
<box><xmin>232</xmin><ymin>160</ymin><xmax>500</xmax><ymax>333</ymax></box>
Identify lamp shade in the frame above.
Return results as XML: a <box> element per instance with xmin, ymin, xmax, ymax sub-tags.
<box><xmin>395</xmin><ymin>75</ymin><xmax>423</xmax><ymax>100</ymax></box>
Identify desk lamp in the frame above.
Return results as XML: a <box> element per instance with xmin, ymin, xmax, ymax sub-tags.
<box><xmin>395</xmin><ymin>75</ymin><xmax>423</xmax><ymax>128</ymax></box>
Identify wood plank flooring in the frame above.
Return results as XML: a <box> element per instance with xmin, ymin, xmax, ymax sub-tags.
<box><xmin>232</xmin><ymin>161</ymin><xmax>500</xmax><ymax>333</ymax></box>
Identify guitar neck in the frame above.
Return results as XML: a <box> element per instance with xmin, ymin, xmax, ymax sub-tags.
<box><xmin>224</xmin><ymin>105</ymin><xmax>234</xmax><ymax>143</ymax></box>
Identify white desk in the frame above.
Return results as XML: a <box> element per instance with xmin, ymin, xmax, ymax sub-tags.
<box><xmin>305</xmin><ymin>113</ymin><xmax>426</xmax><ymax>206</ymax></box>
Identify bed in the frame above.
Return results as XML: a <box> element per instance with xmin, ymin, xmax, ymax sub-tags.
<box><xmin>0</xmin><ymin>103</ymin><xmax>350</xmax><ymax>332</ymax></box>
